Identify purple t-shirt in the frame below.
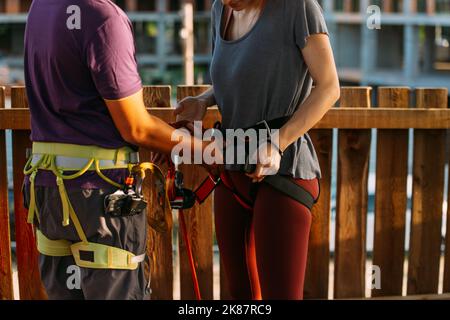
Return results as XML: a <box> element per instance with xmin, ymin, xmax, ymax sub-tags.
<box><xmin>24</xmin><ymin>0</ymin><xmax>142</xmax><ymax>188</ymax></box>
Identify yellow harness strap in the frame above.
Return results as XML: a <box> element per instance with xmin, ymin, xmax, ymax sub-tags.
<box><xmin>36</xmin><ymin>231</ymin><xmax>144</xmax><ymax>270</ymax></box>
<box><xmin>27</xmin><ymin>170</ymin><xmax>38</xmax><ymax>224</ymax></box>
<box><xmin>71</xmin><ymin>242</ymin><xmax>145</xmax><ymax>270</ymax></box>
<box><xmin>24</xmin><ymin>142</ymin><xmax>146</xmax><ymax>271</ymax></box>
<box><xmin>36</xmin><ymin>230</ymin><xmax>72</xmax><ymax>257</ymax></box>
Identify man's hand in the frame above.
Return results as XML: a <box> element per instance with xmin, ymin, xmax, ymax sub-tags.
<box><xmin>246</xmin><ymin>142</ymin><xmax>282</xmax><ymax>183</ymax></box>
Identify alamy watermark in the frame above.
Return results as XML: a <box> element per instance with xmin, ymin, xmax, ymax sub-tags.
<box><xmin>369</xmin><ymin>265</ymin><xmax>382</xmax><ymax>290</ymax></box>
<box><xmin>66</xmin><ymin>5</ymin><xmax>81</xmax><ymax>30</ymax></box>
<box><xmin>66</xmin><ymin>265</ymin><xmax>81</xmax><ymax>290</ymax></box>
<box><xmin>170</xmin><ymin>121</ymin><xmax>281</xmax><ymax>171</ymax></box>
<box><xmin>367</xmin><ymin>5</ymin><xmax>382</xmax><ymax>30</ymax></box>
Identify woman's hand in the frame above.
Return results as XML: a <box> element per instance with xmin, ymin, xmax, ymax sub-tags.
<box><xmin>246</xmin><ymin>141</ymin><xmax>282</xmax><ymax>183</ymax></box>
<box><xmin>174</xmin><ymin>87</ymin><xmax>216</xmax><ymax>129</ymax></box>
<box><xmin>174</xmin><ymin>96</ymin><xmax>209</xmax><ymax>128</ymax></box>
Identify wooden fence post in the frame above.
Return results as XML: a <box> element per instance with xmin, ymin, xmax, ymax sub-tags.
<box><xmin>408</xmin><ymin>88</ymin><xmax>448</xmax><ymax>295</ymax></box>
<box><xmin>11</xmin><ymin>87</ymin><xmax>47</xmax><ymax>300</ymax></box>
<box><xmin>141</xmin><ymin>86</ymin><xmax>174</xmax><ymax>300</ymax></box>
<box><xmin>304</xmin><ymin>121</ymin><xmax>334</xmax><ymax>299</ymax></box>
<box><xmin>334</xmin><ymin>87</ymin><xmax>372</xmax><ymax>298</ymax></box>
<box><xmin>177</xmin><ymin>85</ymin><xmax>214</xmax><ymax>300</ymax></box>
<box><xmin>372</xmin><ymin>87</ymin><xmax>410</xmax><ymax>297</ymax></box>
<box><xmin>0</xmin><ymin>86</ymin><xmax>14</xmax><ymax>300</ymax></box>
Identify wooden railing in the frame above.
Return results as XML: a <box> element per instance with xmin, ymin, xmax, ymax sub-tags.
<box><xmin>0</xmin><ymin>85</ymin><xmax>449</xmax><ymax>300</ymax></box>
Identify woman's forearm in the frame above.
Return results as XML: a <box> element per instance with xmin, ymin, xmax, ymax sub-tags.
<box><xmin>278</xmin><ymin>83</ymin><xmax>340</xmax><ymax>152</ymax></box>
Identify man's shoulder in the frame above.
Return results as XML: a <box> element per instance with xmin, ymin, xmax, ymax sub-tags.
<box><xmin>80</xmin><ymin>0</ymin><xmax>130</xmax><ymax>28</ymax></box>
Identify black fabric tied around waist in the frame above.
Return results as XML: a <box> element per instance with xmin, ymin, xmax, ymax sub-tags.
<box><xmin>211</xmin><ymin>116</ymin><xmax>319</xmax><ymax>211</ymax></box>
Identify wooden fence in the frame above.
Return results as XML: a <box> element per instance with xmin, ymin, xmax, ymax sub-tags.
<box><xmin>0</xmin><ymin>85</ymin><xmax>449</xmax><ymax>300</ymax></box>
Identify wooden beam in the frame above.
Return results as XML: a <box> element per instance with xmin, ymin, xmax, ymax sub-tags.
<box><xmin>2</xmin><ymin>108</ymin><xmax>450</xmax><ymax>130</ymax></box>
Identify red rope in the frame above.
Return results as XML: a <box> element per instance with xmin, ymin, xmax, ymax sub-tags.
<box><xmin>179</xmin><ymin>209</ymin><xmax>202</xmax><ymax>300</ymax></box>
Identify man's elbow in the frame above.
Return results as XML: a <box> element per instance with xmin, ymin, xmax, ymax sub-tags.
<box><xmin>121</xmin><ymin>126</ymin><xmax>148</xmax><ymax>146</ymax></box>
<box><xmin>330</xmin><ymin>82</ymin><xmax>341</xmax><ymax>104</ymax></box>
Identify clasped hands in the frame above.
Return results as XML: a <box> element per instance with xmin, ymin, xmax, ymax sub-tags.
<box><xmin>150</xmin><ymin>96</ymin><xmax>282</xmax><ymax>182</ymax></box>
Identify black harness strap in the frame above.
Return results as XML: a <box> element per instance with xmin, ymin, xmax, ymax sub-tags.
<box><xmin>263</xmin><ymin>175</ymin><xmax>316</xmax><ymax>211</ymax></box>
<box><xmin>210</xmin><ymin>116</ymin><xmax>319</xmax><ymax>211</ymax></box>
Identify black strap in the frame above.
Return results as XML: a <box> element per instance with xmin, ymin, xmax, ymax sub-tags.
<box><xmin>244</xmin><ymin>116</ymin><xmax>291</xmax><ymax>131</ymax></box>
<box><xmin>263</xmin><ymin>175</ymin><xmax>316</xmax><ymax>211</ymax></box>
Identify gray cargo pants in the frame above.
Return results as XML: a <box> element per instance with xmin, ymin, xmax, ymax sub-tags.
<box><xmin>23</xmin><ymin>184</ymin><xmax>150</xmax><ymax>300</ymax></box>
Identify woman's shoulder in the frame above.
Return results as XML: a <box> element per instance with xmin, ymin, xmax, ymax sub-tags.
<box><xmin>282</xmin><ymin>0</ymin><xmax>325</xmax><ymax>14</ymax></box>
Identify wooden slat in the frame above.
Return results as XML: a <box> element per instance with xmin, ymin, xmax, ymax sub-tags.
<box><xmin>177</xmin><ymin>85</ymin><xmax>214</xmax><ymax>300</ymax></box>
<box><xmin>143</xmin><ymin>86</ymin><xmax>171</xmax><ymax>109</ymax></box>
<box><xmin>11</xmin><ymin>87</ymin><xmax>47</xmax><ymax>300</ymax></box>
<box><xmin>334</xmin><ymin>87</ymin><xmax>372</xmax><ymax>299</ymax></box>
<box><xmin>408</xmin><ymin>88</ymin><xmax>448</xmax><ymax>295</ymax></box>
<box><xmin>3</xmin><ymin>108</ymin><xmax>450</xmax><ymax>130</ymax></box>
<box><xmin>372</xmin><ymin>87</ymin><xmax>410</xmax><ymax>297</ymax></box>
<box><xmin>5</xmin><ymin>0</ymin><xmax>20</xmax><ymax>13</ymax></box>
<box><xmin>445</xmin><ymin>159</ymin><xmax>450</xmax><ymax>293</ymax></box>
<box><xmin>141</xmin><ymin>86</ymin><xmax>174</xmax><ymax>300</ymax></box>
<box><xmin>304</xmin><ymin>128</ymin><xmax>333</xmax><ymax>299</ymax></box>
<box><xmin>0</xmin><ymin>86</ymin><xmax>14</xmax><ymax>300</ymax></box>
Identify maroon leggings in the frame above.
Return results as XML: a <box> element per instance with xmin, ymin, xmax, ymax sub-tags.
<box><xmin>214</xmin><ymin>171</ymin><xmax>320</xmax><ymax>300</ymax></box>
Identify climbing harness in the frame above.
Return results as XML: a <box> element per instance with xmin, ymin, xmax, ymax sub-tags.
<box><xmin>24</xmin><ymin>142</ymin><xmax>170</xmax><ymax>271</ymax></box>
<box><xmin>24</xmin><ymin>116</ymin><xmax>318</xmax><ymax>300</ymax></box>
<box><xmin>162</xmin><ymin>118</ymin><xmax>320</xmax><ymax>300</ymax></box>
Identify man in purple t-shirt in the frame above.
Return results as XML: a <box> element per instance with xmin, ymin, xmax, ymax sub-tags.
<box><xmin>23</xmin><ymin>0</ymin><xmax>211</xmax><ymax>300</ymax></box>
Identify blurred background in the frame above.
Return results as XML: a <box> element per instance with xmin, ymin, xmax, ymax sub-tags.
<box><xmin>0</xmin><ymin>0</ymin><xmax>448</xmax><ymax>92</ymax></box>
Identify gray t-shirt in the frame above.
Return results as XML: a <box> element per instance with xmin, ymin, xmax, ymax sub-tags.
<box><xmin>210</xmin><ymin>0</ymin><xmax>328</xmax><ymax>179</ymax></box>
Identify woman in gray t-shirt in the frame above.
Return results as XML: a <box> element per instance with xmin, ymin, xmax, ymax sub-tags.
<box><xmin>175</xmin><ymin>0</ymin><xmax>340</xmax><ymax>300</ymax></box>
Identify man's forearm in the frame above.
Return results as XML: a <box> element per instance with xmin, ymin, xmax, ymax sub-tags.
<box><xmin>133</xmin><ymin>114</ymin><xmax>205</xmax><ymax>159</ymax></box>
